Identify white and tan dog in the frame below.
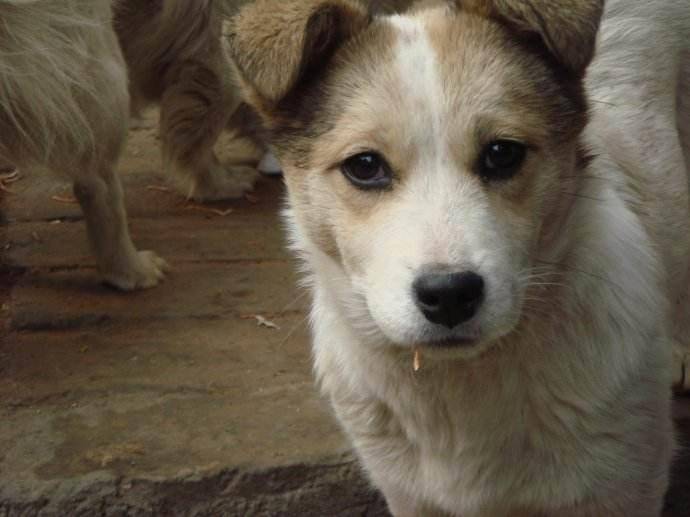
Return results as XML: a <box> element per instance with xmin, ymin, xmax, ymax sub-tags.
<box><xmin>228</xmin><ymin>0</ymin><xmax>690</xmax><ymax>515</ymax></box>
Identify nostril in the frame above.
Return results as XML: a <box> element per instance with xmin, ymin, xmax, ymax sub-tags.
<box><xmin>417</xmin><ymin>291</ymin><xmax>440</xmax><ymax>308</ymax></box>
<box><xmin>457</xmin><ymin>273</ymin><xmax>484</xmax><ymax>304</ymax></box>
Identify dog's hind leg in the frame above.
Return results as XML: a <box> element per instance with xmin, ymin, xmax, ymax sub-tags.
<box><xmin>73</xmin><ymin>163</ymin><xmax>168</xmax><ymax>291</ymax></box>
<box><xmin>159</xmin><ymin>61</ymin><xmax>258</xmax><ymax>201</ymax></box>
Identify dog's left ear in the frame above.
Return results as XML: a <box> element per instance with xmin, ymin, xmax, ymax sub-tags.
<box><xmin>459</xmin><ymin>0</ymin><xmax>604</xmax><ymax>77</ymax></box>
<box><xmin>225</xmin><ymin>0</ymin><xmax>370</xmax><ymax>122</ymax></box>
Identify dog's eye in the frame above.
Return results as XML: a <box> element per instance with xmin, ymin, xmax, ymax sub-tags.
<box><xmin>341</xmin><ymin>152</ymin><xmax>392</xmax><ymax>190</ymax></box>
<box><xmin>479</xmin><ymin>141</ymin><xmax>527</xmax><ymax>181</ymax></box>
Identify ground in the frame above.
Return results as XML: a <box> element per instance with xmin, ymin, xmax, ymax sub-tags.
<box><xmin>1</xmin><ymin>111</ymin><xmax>689</xmax><ymax>516</ymax></box>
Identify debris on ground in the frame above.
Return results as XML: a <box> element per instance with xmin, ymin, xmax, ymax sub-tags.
<box><xmin>183</xmin><ymin>203</ymin><xmax>233</xmax><ymax>217</ymax></box>
<box><xmin>51</xmin><ymin>194</ymin><xmax>78</xmax><ymax>204</ymax></box>
<box><xmin>241</xmin><ymin>314</ymin><xmax>281</xmax><ymax>330</ymax></box>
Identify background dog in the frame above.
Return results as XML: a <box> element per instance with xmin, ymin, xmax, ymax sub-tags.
<box><xmin>113</xmin><ymin>0</ymin><xmax>260</xmax><ymax>202</ymax></box>
<box><xmin>228</xmin><ymin>0</ymin><xmax>690</xmax><ymax>514</ymax></box>
<box><xmin>0</xmin><ymin>0</ymin><xmax>168</xmax><ymax>290</ymax></box>
<box><xmin>0</xmin><ymin>0</ymin><xmax>414</xmax><ymax>290</ymax></box>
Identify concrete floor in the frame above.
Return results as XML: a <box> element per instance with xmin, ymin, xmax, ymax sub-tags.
<box><xmin>1</xmin><ymin>112</ymin><xmax>689</xmax><ymax>516</ymax></box>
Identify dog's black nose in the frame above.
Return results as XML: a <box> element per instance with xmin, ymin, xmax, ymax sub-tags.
<box><xmin>413</xmin><ymin>271</ymin><xmax>484</xmax><ymax>329</ymax></box>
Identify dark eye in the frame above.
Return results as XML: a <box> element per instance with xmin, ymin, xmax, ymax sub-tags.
<box><xmin>479</xmin><ymin>140</ymin><xmax>527</xmax><ymax>181</ymax></box>
<box><xmin>341</xmin><ymin>152</ymin><xmax>392</xmax><ymax>190</ymax></box>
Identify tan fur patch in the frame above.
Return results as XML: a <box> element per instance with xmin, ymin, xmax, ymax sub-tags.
<box><xmin>229</xmin><ymin>0</ymin><xmax>370</xmax><ymax>113</ymax></box>
<box><xmin>456</xmin><ymin>0</ymin><xmax>604</xmax><ymax>76</ymax></box>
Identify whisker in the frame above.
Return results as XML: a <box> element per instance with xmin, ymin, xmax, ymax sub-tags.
<box><xmin>534</xmin><ymin>259</ymin><xmax>625</xmax><ymax>293</ymax></box>
<box><xmin>277</xmin><ymin>314</ymin><xmax>310</xmax><ymax>348</ymax></box>
<box><xmin>278</xmin><ymin>289</ymin><xmax>311</xmax><ymax>313</ymax></box>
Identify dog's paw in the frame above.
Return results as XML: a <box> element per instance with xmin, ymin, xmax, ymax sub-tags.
<box><xmin>186</xmin><ymin>164</ymin><xmax>259</xmax><ymax>202</ymax></box>
<box><xmin>673</xmin><ymin>341</ymin><xmax>689</xmax><ymax>394</ymax></box>
<box><xmin>103</xmin><ymin>250</ymin><xmax>170</xmax><ymax>291</ymax></box>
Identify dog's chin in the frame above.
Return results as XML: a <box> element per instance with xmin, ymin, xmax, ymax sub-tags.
<box><xmin>384</xmin><ymin>318</ymin><xmax>520</xmax><ymax>362</ymax></box>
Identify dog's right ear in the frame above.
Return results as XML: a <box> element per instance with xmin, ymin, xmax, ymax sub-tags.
<box><xmin>458</xmin><ymin>0</ymin><xmax>603</xmax><ymax>77</ymax></box>
<box><xmin>226</xmin><ymin>0</ymin><xmax>370</xmax><ymax>121</ymax></box>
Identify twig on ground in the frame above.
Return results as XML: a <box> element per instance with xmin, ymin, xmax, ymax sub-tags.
<box><xmin>51</xmin><ymin>194</ymin><xmax>78</xmax><ymax>204</ymax></box>
<box><xmin>240</xmin><ymin>314</ymin><xmax>281</xmax><ymax>330</ymax></box>
<box><xmin>183</xmin><ymin>203</ymin><xmax>233</xmax><ymax>217</ymax></box>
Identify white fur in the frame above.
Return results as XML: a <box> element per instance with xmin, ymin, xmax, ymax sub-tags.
<box><xmin>286</xmin><ymin>0</ymin><xmax>690</xmax><ymax>515</ymax></box>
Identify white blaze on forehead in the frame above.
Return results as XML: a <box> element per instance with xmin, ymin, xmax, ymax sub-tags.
<box><xmin>387</xmin><ymin>14</ymin><xmax>447</xmax><ymax>166</ymax></box>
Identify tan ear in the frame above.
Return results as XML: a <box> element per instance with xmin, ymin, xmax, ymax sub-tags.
<box><xmin>226</xmin><ymin>0</ymin><xmax>369</xmax><ymax>114</ymax></box>
<box><xmin>460</xmin><ymin>0</ymin><xmax>604</xmax><ymax>76</ymax></box>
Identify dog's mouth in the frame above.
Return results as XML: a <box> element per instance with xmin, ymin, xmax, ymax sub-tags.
<box><xmin>409</xmin><ymin>335</ymin><xmax>486</xmax><ymax>368</ymax></box>
<box><xmin>423</xmin><ymin>336</ymin><xmax>479</xmax><ymax>349</ymax></box>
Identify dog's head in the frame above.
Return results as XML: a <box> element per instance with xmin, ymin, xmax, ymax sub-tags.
<box><xmin>227</xmin><ymin>0</ymin><xmax>603</xmax><ymax>357</ymax></box>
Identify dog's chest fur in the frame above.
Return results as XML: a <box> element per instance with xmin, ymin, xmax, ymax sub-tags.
<box><xmin>313</xmin><ymin>294</ymin><xmax>671</xmax><ymax>515</ymax></box>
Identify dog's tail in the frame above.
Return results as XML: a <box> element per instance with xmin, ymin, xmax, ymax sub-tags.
<box><xmin>0</xmin><ymin>0</ymin><xmax>109</xmax><ymax>167</ymax></box>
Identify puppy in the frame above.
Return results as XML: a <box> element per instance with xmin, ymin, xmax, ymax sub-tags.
<box><xmin>0</xmin><ymin>0</ymin><xmax>167</xmax><ymax>290</ymax></box>
<box><xmin>228</xmin><ymin>0</ymin><xmax>690</xmax><ymax>515</ymax></box>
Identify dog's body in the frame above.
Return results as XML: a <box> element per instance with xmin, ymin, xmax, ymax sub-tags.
<box><xmin>229</xmin><ymin>0</ymin><xmax>690</xmax><ymax>515</ymax></box>
<box><xmin>0</xmin><ymin>0</ymin><xmax>167</xmax><ymax>290</ymax></box>
<box><xmin>113</xmin><ymin>0</ymin><xmax>261</xmax><ymax>201</ymax></box>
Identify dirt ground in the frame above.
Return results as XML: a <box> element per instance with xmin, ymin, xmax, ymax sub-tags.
<box><xmin>1</xmin><ymin>110</ymin><xmax>689</xmax><ymax>515</ymax></box>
